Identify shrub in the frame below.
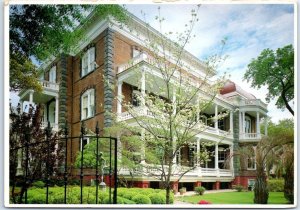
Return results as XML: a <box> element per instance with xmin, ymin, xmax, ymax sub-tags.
<box><xmin>234</xmin><ymin>185</ymin><xmax>244</xmax><ymax>192</ymax></box>
<box><xmin>121</xmin><ymin>191</ymin><xmax>137</xmax><ymax>200</ymax></box>
<box><xmin>268</xmin><ymin>179</ymin><xmax>284</xmax><ymax>192</ymax></box>
<box><xmin>132</xmin><ymin>194</ymin><xmax>152</xmax><ymax>204</ymax></box>
<box><xmin>149</xmin><ymin>193</ymin><xmax>166</xmax><ymax>204</ymax></box>
<box><xmin>198</xmin><ymin>200</ymin><xmax>211</xmax><ymax>204</ymax></box>
<box><xmin>121</xmin><ymin>197</ymin><xmax>136</xmax><ymax>204</ymax></box>
<box><xmin>32</xmin><ymin>181</ymin><xmax>45</xmax><ymax>189</ymax></box>
<box><xmin>195</xmin><ymin>186</ymin><xmax>206</xmax><ymax>195</ymax></box>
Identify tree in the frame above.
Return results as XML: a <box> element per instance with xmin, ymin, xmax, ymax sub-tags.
<box><xmin>244</xmin><ymin>45</ymin><xmax>294</xmax><ymax>115</ymax></box>
<box><xmin>9</xmin><ymin>5</ymin><xmax>127</xmax><ymax>92</ymax></box>
<box><xmin>9</xmin><ymin>104</ymin><xmax>61</xmax><ymax>203</ymax></box>
<box><xmin>242</xmin><ymin>119</ymin><xmax>294</xmax><ymax>204</ymax></box>
<box><xmin>108</xmin><ymin>6</ymin><xmax>227</xmax><ymax>204</ymax></box>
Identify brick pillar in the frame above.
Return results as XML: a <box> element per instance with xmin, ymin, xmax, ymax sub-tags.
<box><xmin>194</xmin><ymin>181</ymin><xmax>201</xmax><ymax>189</ymax></box>
<box><xmin>213</xmin><ymin>181</ymin><xmax>220</xmax><ymax>190</ymax></box>
<box><xmin>172</xmin><ymin>181</ymin><xmax>179</xmax><ymax>193</ymax></box>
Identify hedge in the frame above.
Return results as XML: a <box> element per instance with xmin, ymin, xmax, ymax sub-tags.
<box><xmin>268</xmin><ymin>179</ymin><xmax>284</xmax><ymax>192</ymax></box>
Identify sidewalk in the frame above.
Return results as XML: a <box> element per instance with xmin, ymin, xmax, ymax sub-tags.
<box><xmin>174</xmin><ymin>189</ymin><xmax>236</xmax><ymax>197</ymax></box>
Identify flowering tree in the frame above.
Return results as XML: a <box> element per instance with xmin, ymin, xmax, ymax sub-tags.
<box><xmin>111</xmin><ymin>6</ymin><xmax>228</xmax><ymax>204</ymax></box>
<box><xmin>9</xmin><ymin>104</ymin><xmax>61</xmax><ymax>203</ymax></box>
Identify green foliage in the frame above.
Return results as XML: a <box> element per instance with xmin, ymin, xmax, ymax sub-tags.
<box><xmin>268</xmin><ymin>179</ymin><xmax>284</xmax><ymax>192</ymax></box>
<box><xmin>244</xmin><ymin>44</ymin><xmax>294</xmax><ymax>115</ymax></box>
<box><xmin>9</xmin><ymin>5</ymin><xmax>128</xmax><ymax>91</ymax></box>
<box><xmin>234</xmin><ymin>185</ymin><xmax>244</xmax><ymax>192</ymax></box>
<box><xmin>132</xmin><ymin>194</ymin><xmax>152</xmax><ymax>204</ymax></box>
<box><xmin>32</xmin><ymin>181</ymin><xmax>45</xmax><ymax>189</ymax></box>
<box><xmin>149</xmin><ymin>193</ymin><xmax>166</xmax><ymax>204</ymax></box>
<box><xmin>195</xmin><ymin>186</ymin><xmax>206</xmax><ymax>195</ymax></box>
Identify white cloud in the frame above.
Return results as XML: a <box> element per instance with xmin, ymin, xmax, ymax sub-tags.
<box><xmin>126</xmin><ymin>4</ymin><xmax>295</xmax><ymax>123</ymax></box>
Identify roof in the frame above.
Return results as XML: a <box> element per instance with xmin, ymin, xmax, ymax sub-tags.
<box><xmin>220</xmin><ymin>80</ymin><xmax>256</xmax><ymax>100</ymax></box>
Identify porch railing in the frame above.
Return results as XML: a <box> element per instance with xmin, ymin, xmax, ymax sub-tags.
<box><xmin>239</xmin><ymin>99</ymin><xmax>267</xmax><ymax>110</ymax></box>
<box><xmin>39</xmin><ymin>80</ymin><xmax>59</xmax><ymax>91</ymax></box>
<box><xmin>240</xmin><ymin>133</ymin><xmax>262</xmax><ymax>140</ymax></box>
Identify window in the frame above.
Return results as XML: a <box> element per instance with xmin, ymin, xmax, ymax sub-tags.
<box><xmin>245</xmin><ymin>116</ymin><xmax>251</xmax><ymax>133</ymax></box>
<box><xmin>132</xmin><ymin>46</ymin><xmax>141</xmax><ymax>58</ymax></box>
<box><xmin>80</xmin><ymin>137</ymin><xmax>89</xmax><ymax>151</ymax></box>
<box><xmin>200</xmin><ymin>115</ymin><xmax>207</xmax><ymax>125</ymax></box>
<box><xmin>81</xmin><ymin>47</ymin><xmax>96</xmax><ymax>77</ymax></box>
<box><xmin>81</xmin><ymin>89</ymin><xmax>95</xmax><ymax>120</ymax></box>
<box><xmin>247</xmin><ymin>156</ymin><xmax>256</xmax><ymax>170</ymax></box>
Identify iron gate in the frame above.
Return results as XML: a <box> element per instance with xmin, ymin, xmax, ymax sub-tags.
<box><xmin>9</xmin><ymin>121</ymin><xmax>118</xmax><ymax>204</ymax></box>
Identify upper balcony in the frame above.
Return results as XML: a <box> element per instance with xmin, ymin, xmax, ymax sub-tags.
<box><xmin>19</xmin><ymin>80</ymin><xmax>59</xmax><ymax>104</ymax></box>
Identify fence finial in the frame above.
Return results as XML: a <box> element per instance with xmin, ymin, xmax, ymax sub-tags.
<box><xmin>96</xmin><ymin>121</ymin><xmax>100</xmax><ymax>135</ymax></box>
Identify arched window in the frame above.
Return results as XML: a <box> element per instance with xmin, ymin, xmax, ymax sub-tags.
<box><xmin>81</xmin><ymin>46</ymin><xmax>96</xmax><ymax>77</ymax></box>
<box><xmin>81</xmin><ymin>89</ymin><xmax>95</xmax><ymax>120</ymax></box>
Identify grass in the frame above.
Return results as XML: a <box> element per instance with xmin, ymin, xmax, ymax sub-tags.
<box><xmin>177</xmin><ymin>192</ymin><xmax>289</xmax><ymax>204</ymax></box>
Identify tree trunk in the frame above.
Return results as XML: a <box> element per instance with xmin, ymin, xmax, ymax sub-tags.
<box><xmin>254</xmin><ymin>168</ymin><xmax>269</xmax><ymax>204</ymax></box>
<box><xmin>166</xmin><ymin>184</ymin><xmax>171</xmax><ymax>204</ymax></box>
<box><xmin>284</xmin><ymin>154</ymin><xmax>294</xmax><ymax>204</ymax></box>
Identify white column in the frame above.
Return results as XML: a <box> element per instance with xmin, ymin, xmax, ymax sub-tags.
<box><xmin>264</xmin><ymin>117</ymin><xmax>268</xmax><ymax>136</ymax></box>
<box><xmin>256</xmin><ymin>112</ymin><xmax>260</xmax><ymax>137</ymax></box>
<box><xmin>215</xmin><ymin>143</ymin><xmax>219</xmax><ymax>169</ymax></box>
<box><xmin>117</xmin><ymin>134</ymin><xmax>122</xmax><ymax>161</ymax></box>
<box><xmin>29</xmin><ymin>90</ymin><xmax>34</xmax><ymax>104</ymax></box>
<box><xmin>141</xmin><ymin>68</ymin><xmax>146</xmax><ymax>114</ymax></box>
<box><xmin>214</xmin><ymin>104</ymin><xmax>218</xmax><ymax>129</ymax></box>
<box><xmin>172</xmin><ymin>89</ymin><xmax>176</xmax><ymax>116</ymax></box>
<box><xmin>117</xmin><ymin>81</ymin><xmax>123</xmax><ymax>115</ymax></box>
<box><xmin>55</xmin><ymin>96</ymin><xmax>59</xmax><ymax>128</ymax></box>
<box><xmin>229</xmin><ymin>111</ymin><xmax>233</xmax><ymax>133</ymax></box>
<box><xmin>242</xmin><ymin>111</ymin><xmax>246</xmax><ymax>136</ymax></box>
<box><xmin>20</xmin><ymin>100</ymin><xmax>23</xmax><ymax>114</ymax></box>
<box><xmin>239</xmin><ymin>111</ymin><xmax>242</xmax><ymax>134</ymax></box>
<box><xmin>141</xmin><ymin>129</ymin><xmax>146</xmax><ymax>164</ymax></box>
<box><xmin>196</xmin><ymin>138</ymin><xmax>200</xmax><ymax>166</ymax></box>
<box><xmin>230</xmin><ymin>145</ymin><xmax>233</xmax><ymax>170</ymax></box>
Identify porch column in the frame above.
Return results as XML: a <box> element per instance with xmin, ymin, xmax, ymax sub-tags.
<box><xmin>196</xmin><ymin>138</ymin><xmax>200</xmax><ymax>166</ymax></box>
<box><xmin>264</xmin><ymin>117</ymin><xmax>268</xmax><ymax>136</ymax></box>
<box><xmin>172</xmin><ymin>137</ymin><xmax>177</xmax><ymax>164</ymax></box>
<box><xmin>214</xmin><ymin>104</ymin><xmax>218</xmax><ymax>130</ymax></box>
<box><xmin>229</xmin><ymin>111</ymin><xmax>233</xmax><ymax>133</ymax></box>
<box><xmin>172</xmin><ymin>88</ymin><xmax>176</xmax><ymax>116</ymax></box>
<box><xmin>117</xmin><ymin>134</ymin><xmax>122</xmax><ymax>161</ymax></box>
<box><xmin>29</xmin><ymin>90</ymin><xmax>34</xmax><ymax>105</ymax></box>
<box><xmin>141</xmin><ymin>68</ymin><xmax>146</xmax><ymax>114</ymax></box>
<box><xmin>141</xmin><ymin>129</ymin><xmax>146</xmax><ymax>164</ymax></box>
<box><xmin>230</xmin><ymin>144</ymin><xmax>234</xmax><ymax>171</ymax></box>
<box><xmin>256</xmin><ymin>112</ymin><xmax>260</xmax><ymax>137</ymax></box>
<box><xmin>239</xmin><ymin>111</ymin><xmax>242</xmax><ymax>134</ymax></box>
<box><xmin>20</xmin><ymin>100</ymin><xmax>23</xmax><ymax>114</ymax></box>
<box><xmin>55</xmin><ymin>96</ymin><xmax>59</xmax><ymax>128</ymax></box>
<box><xmin>215</xmin><ymin>143</ymin><xmax>219</xmax><ymax>169</ymax></box>
<box><xmin>242</xmin><ymin>111</ymin><xmax>246</xmax><ymax>134</ymax></box>
<box><xmin>117</xmin><ymin>81</ymin><xmax>123</xmax><ymax>115</ymax></box>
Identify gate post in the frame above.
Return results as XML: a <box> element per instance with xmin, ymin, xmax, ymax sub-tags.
<box><xmin>64</xmin><ymin>122</ymin><xmax>69</xmax><ymax>204</ymax></box>
<box><xmin>95</xmin><ymin>122</ymin><xmax>100</xmax><ymax>204</ymax></box>
<box><xmin>45</xmin><ymin>121</ymin><xmax>52</xmax><ymax>204</ymax></box>
<box><xmin>24</xmin><ymin>126</ymin><xmax>30</xmax><ymax>204</ymax></box>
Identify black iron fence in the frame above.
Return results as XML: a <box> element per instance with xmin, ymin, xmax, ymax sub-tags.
<box><xmin>9</xmin><ymin>121</ymin><xmax>118</xmax><ymax>204</ymax></box>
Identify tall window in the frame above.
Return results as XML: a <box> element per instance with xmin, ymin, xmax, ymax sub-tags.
<box><xmin>245</xmin><ymin>116</ymin><xmax>251</xmax><ymax>133</ymax></box>
<box><xmin>81</xmin><ymin>89</ymin><xmax>95</xmax><ymax>120</ymax></box>
<box><xmin>247</xmin><ymin>156</ymin><xmax>256</xmax><ymax>170</ymax></box>
<box><xmin>81</xmin><ymin>47</ymin><xmax>96</xmax><ymax>77</ymax></box>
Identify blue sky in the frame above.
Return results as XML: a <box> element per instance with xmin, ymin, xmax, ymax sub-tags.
<box><xmin>126</xmin><ymin>4</ymin><xmax>294</xmax><ymax>123</ymax></box>
<box><xmin>10</xmin><ymin>3</ymin><xmax>294</xmax><ymax>123</ymax></box>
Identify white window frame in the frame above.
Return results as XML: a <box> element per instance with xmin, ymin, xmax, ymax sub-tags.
<box><xmin>80</xmin><ymin>137</ymin><xmax>90</xmax><ymax>151</ymax></box>
<box><xmin>247</xmin><ymin>156</ymin><xmax>256</xmax><ymax>170</ymax></box>
<box><xmin>81</xmin><ymin>47</ymin><xmax>96</xmax><ymax>77</ymax></box>
<box><xmin>81</xmin><ymin>89</ymin><xmax>95</xmax><ymax>120</ymax></box>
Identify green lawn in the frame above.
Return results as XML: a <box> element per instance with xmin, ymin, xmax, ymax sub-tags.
<box><xmin>177</xmin><ymin>192</ymin><xmax>289</xmax><ymax>204</ymax></box>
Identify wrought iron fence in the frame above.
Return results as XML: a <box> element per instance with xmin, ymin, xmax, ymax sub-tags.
<box><xmin>9</xmin><ymin>121</ymin><xmax>118</xmax><ymax>204</ymax></box>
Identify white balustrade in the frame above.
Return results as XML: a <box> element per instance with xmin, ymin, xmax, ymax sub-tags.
<box><xmin>239</xmin><ymin>99</ymin><xmax>267</xmax><ymax>110</ymax></box>
<box><xmin>40</xmin><ymin>121</ymin><xmax>59</xmax><ymax>130</ymax></box>
<box><xmin>39</xmin><ymin>80</ymin><xmax>59</xmax><ymax>91</ymax></box>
